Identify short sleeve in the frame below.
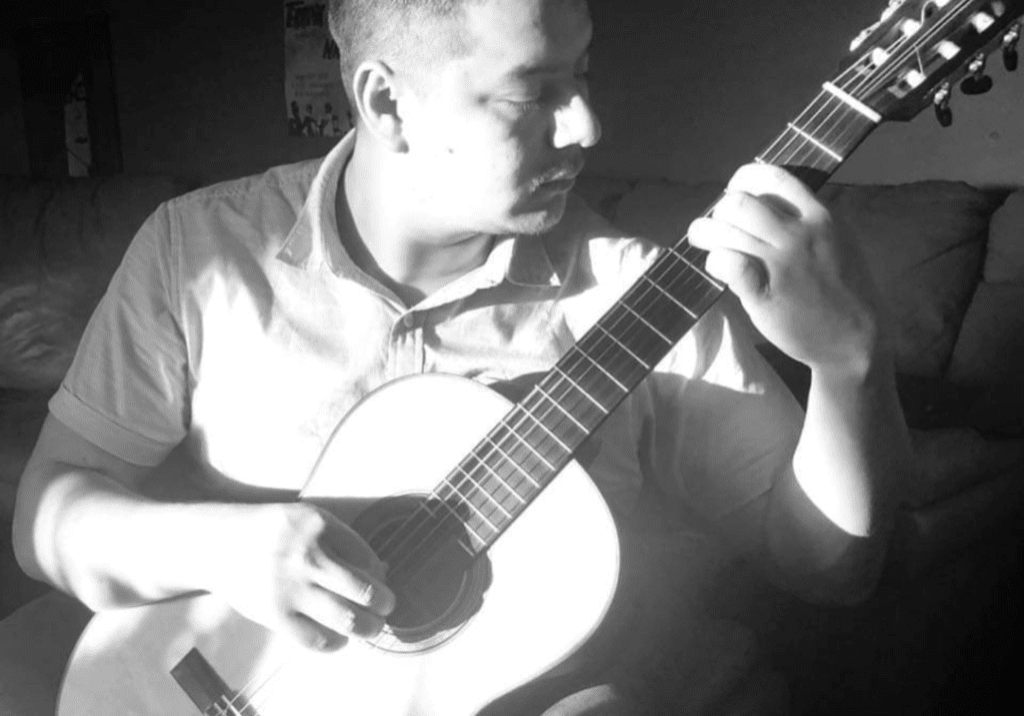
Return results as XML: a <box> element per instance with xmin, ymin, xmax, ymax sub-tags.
<box><xmin>49</xmin><ymin>202</ymin><xmax>189</xmax><ymax>466</ymax></box>
<box><xmin>640</xmin><ymin>293</ymin><xmax>804</xmax><ymax>528</ymax></box>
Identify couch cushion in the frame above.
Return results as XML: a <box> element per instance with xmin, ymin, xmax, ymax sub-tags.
<box><xmin>0</xmin><ymin>175</ymin><xmax>187</xmax><ymax>390</ymax></box>
<box><xmin>983</xmin><ymin>190</ymin><xmax>1024</xmax><ymax>283</ymax></box>
<box><xmin>946</xmin><ymin>281</ymin><xmax>1024</xmax><ymax>391</ymax></box>
<box><xmin>817</xmin><ymin>182</ymin><xmax>999</xmax><ymax>378</ymax></box>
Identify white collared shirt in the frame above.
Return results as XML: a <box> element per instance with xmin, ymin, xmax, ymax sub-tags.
<box><xmin>50</xmin><ymin>131</ymin><xmax>802</xmax><ymax>532</ymax></box>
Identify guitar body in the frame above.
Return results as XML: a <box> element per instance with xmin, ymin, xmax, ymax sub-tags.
<box><xmin>57</xmin><ymin>374</ymin><xmax>620</xmax><ymax>716</ymax></box>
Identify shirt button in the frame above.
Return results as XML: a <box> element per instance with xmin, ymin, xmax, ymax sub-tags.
<box><xmin>402</xmin><ymin>314</ymin><xmax>415</xmax><ymax>328</ymax></box>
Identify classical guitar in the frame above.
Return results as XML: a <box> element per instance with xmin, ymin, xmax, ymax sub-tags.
<box><xmin>58</xmin><ymin>2</ymin><xmax>1023</xmax><ymax>714</ymax></box>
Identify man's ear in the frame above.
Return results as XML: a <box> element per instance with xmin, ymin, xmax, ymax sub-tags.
<box><xmin>350</xmin><ymin>60</ymin><xmax>407</xmax><ymax>152</ymax></box>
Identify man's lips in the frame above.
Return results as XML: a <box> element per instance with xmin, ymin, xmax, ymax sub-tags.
<box><xmin>536</xmin><ymin>162</ymin><xmax>584</xmax><ymax>189</ymax></box>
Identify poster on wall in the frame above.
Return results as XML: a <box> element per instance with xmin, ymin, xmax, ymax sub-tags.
<box><xmin>284</xmin><ymin>0</ymin><xmax>349</xmax><ymax>138</ymax></box>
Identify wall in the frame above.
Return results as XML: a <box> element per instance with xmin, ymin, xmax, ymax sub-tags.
<box><xmin>585</xmin><ymin>0</ymin><xmax>1024</xmax><ymax>188</ymax></box>
<box><xmin>3</xmin><ymin>0</ymin><xmax>1023</xmax><ymax>187</ymax></box>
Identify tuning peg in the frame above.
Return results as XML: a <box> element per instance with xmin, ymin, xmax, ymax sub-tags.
<box><xmin>1003</xmin><ymin>23</ymin><xmax>1021</xmax><ymax>71</ymax></box>
<box><xmin>933</xmin><ymin>83</ymin><xmax>953</xmax><ymax>127</ymax></box>
<box><xmin>961</xmin><ymin>53</ymin><xmax>994</xmax><ymax>95</ymax></box>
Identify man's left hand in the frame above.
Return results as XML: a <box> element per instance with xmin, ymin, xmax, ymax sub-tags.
<box><xmin>687</xmin><ymin>163</ymin><xmax>885</xmax><ymax>376</ymax></box>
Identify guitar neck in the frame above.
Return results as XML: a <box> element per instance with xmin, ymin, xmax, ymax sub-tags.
<box><xmin>433</xmin><ymin>88</ymin><xmax>880</xmax><ymax>554</ymax></box>
<box><xmin>430</xmin><ymin>0</ymin><xmax>1024</xmax><ymax>551</ymax></box>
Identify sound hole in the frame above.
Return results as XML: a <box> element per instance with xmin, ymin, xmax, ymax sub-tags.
<box><xmin>353</xmin><ymin>494</ymin><xmax>492</xmax><ymax>653</ymax></box>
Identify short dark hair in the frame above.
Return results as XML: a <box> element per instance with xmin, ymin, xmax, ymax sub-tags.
<box><xmin>327</xmin><ymin>0</ymin><xmax>475</xmax><ymax>108</ymax></box>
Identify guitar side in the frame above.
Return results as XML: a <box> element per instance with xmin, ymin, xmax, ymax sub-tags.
<box><xmin>57</xmin><ymin>374</ymin><xmax>620</xmax><ymax>716</ymax></box>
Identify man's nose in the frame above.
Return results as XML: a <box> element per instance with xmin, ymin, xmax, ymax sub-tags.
<box><xmin>553</xmin><ymin>93</ymin><xmax>602</xmax><ymax>150</ymax></box>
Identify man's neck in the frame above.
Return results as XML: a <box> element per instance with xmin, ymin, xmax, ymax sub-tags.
<box><xmin>338</xmin><ymin>139</ymin><xmax>494</xmax><ymax>307</ymax></box>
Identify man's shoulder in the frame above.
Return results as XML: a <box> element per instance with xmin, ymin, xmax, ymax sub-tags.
<box><xmin>150</xmin><ymin>156</ymin><xmax>330</xmax><ymax>272</ymax></box>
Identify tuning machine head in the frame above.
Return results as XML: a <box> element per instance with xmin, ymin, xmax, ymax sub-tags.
<box><xmin>961</xmin><ymin>53</ymin><xmax>994</xmax><ymax>94</ymax></box>
<box><xmin>933</xmin><ymin>82</ymin><xmax>954</xmax><ymax>126</ymax></box>
<box><xmin>1003</xmin><ymin>22</ymin><xmax>1021</xmax><ymax>70</ymax></box>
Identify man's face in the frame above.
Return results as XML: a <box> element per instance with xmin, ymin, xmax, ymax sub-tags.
<box><xmin>398</xmin><ymin>0</ymin><xmax>600</xmax><ymax>238</ymax></box>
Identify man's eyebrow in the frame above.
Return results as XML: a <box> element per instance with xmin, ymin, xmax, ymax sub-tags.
<box><xmin>506</xmin><ymin>45</ymin><xmax>592</xmax><ymax>79</ymax></box>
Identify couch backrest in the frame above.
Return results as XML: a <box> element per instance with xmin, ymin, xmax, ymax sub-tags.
<box><xmin>0</xmin><ymin>175</ymin><xmax>189</xmax><ymax>391</ymax></box>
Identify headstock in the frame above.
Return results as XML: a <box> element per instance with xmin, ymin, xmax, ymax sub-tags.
<box><xmin>839</xmin><ymin>0</ymin><xmax>1023</xmax><ymax>124</ymax></box>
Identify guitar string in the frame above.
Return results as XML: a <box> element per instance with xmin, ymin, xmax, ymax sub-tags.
<box><xmin>361</xmin><ymin>37</ymin><xmax>896</xmax><ymax>580</ymax></box>
<box><xmin>359</xmin><ymin>53</ymin><xmax>886</xmax><ymax>596</ymax></box>
<box><xmin>825</xmin><ymin>0</ymin><xmax>978</xmax><ymax>151</ymax></box>
<box><xmin>349</xmin><ymin>0</ymin><xmax>983</xmax><ymax>654</ymax></box>
<box><xmin>362</xmin><ymin>94</ymin><xmax>870</xmax><ymax>608</ymax></box>
<box><xmin>359</xmin><ymin>2</ymin><xmax>947</xmax><ymax>570</ymax></box>
<box><xmin>209</xmin><ymin>4</ymin><xmax>981</xmax><ymax>695</ymax></box>
<box><xmin>755</xmin><ymin>0</ymin><xmax>977</xmax><ymax>174</ymax></box>
<box><xmin>159</xmin><ymin>7</ymin><xmax>988</xmax><ymax>712</ymax></box>
<box><xmin>460</xmin><ymin>0</ymin><xmax>992</xmax><ymax>555</ymax></box>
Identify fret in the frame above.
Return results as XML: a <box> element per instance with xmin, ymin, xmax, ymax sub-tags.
<box><xmin>551</xmin><ymin>365</ymin><xmax>609</xmax><ymax>415</ymax></box>
<box><xmin>458</xmin><ymin>462</ymin><xmax>527</xmax><ymax>506</ymax></box>
<box><xmin>759</xmin><ymin>94</ymin><xmax>877</xmax><ymax>183</ymax></box>
<box><xmin>570</xmin><ymin>345</ymin><xmax>630</xmax><ymax>393</ymax></box>
<box><xmin>447</xmin><ymin>465</ymin><xmax>517</xmax><ymax>525</ymax></box>
<box><xmin>662</xmin><ymin>244</ymin><xmax>724</xmax><ymax>291</ymax></box>
<box><xmin>531</xmin><ymin>371</ymin><xmax>608</xmax><ymax>432</ymax></box>
<box><xmin>646</xmin><ymin>263</ymin><xmax>723</xmax><ymax>324</ymax></box>
<box><xmin>516</xmin><ymin>405</ymin><xmax>575</xmax><ymax>455</ymax></box>
<box><xmin>448</xmin><ymin>484</ymin><xmax>503</xmax><ymax>533</ymax></box>
<box><xmin>534</xmin><ymin>384</ymin><xmax>590</xmax><ymax>434</ymax></box>
<box><xmin>640</xmin><ymin>274</ymin><xmax>697</xmax><ymax>318</ymax></box>
<box><xmin>619</xmin><ymin>301</ymin><xmax>673</xmax><ymax>345</ymax></box>
<box><xmin>575</xmin><ymin>331</ymin><xmax>649</xmax><ymax>393</ymax></box>
<box><xmin>624</xmin><ymin>274</ymin><xmax>702</xmax><ymax>343</ymax></box>
<box><xmin>786</xmin><ymin>122</ymin><xmax>844</xmax><ymax>163</ymax></box>
<box><xmin>459</xmin><ymin>447</ymin><xmax>537</xmax><ymax>508</ymax></box>
<box><xmin>441</xmin><ymin>470</ymin><xmax>507</xmax><ymax>528</ymax></box>
<box><xmin>480</xmin><ymin>433</ymin><xmax>548</xmax><ymax>483</ymax></box>
<box><xmin>600</xmin><ymin>303</ymin><xmax>673</xmax><ymax>371</ymax></box>
<box><xmin>594</xmin><ymin>324</ymin><xmax>650</xmax><ymax>370</ymax></box>
<box><xmin>432</xmin><ymin>491</ymin><xmax>496</xmax><ymax>546</ymax></box>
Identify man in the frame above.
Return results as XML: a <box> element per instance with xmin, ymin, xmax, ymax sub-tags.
<box><xmin>9</xmin><ymin>0</ymin><xmax>915</xmax><ymax>714</ymax></box>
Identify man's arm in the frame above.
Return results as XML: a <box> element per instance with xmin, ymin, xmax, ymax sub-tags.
<box><xmin>12</xmin><ymin>413</ymin><xmax>394</xmax><ymax>650</ymax></box>
<box><xmin>688</xmin><ymin>164</ymin><xmax>917</xmax><ymax>604</ymax></box>
<box><xmin>763</xmin><ymin>352</ymin><xmax>914</xmax><ymax>604</ymax></box>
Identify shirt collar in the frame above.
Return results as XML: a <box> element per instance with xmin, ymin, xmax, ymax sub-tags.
<box><xmin>276</xmin><ymin>130</ymin><xmax>569</xmax><ymax>291</ymax></box>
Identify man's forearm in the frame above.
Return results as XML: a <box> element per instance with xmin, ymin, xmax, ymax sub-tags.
<box><xmin>15</xmin><ymin>464</ymin><xmax>242</xmax><ymax>611</ymax></box>
<box><xmin>765</xmin><ymin>349</ymin><xmax>917</xmax><ymax>603</ymax></box>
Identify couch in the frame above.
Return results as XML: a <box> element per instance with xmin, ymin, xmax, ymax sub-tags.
<box><xmin>1</xmin><ymin>172</ymin><xmax>1022</xmax><ymax>713</ymax></box>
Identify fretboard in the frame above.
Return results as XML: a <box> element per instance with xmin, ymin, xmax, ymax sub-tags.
<box><xmin>429</xmin><ymin>84</ymin><xmax>880</xmax><ymax>556</ymax></box>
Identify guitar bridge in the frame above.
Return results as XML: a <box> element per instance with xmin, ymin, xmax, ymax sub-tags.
<box><xmin>171</xmin><ymin>647</ymin><xmax>260</xmax><ymax>716</ymax></box>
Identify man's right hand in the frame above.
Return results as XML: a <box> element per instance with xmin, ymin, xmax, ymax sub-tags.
<box><xmin>13</xmin><ymin>414</ymin><xmax>394</xmax><ymax>653</ymax></box>
<box><xmin>208</xmin><ymin>502</ymin><xmax>396</xmax><ymax>651</ymax></box>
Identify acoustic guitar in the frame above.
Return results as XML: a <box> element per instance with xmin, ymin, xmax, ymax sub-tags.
<box><xmin>57</xmin><ymin>1</ymin><xmax>1023</xmax><ymax>714</ymax></box>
